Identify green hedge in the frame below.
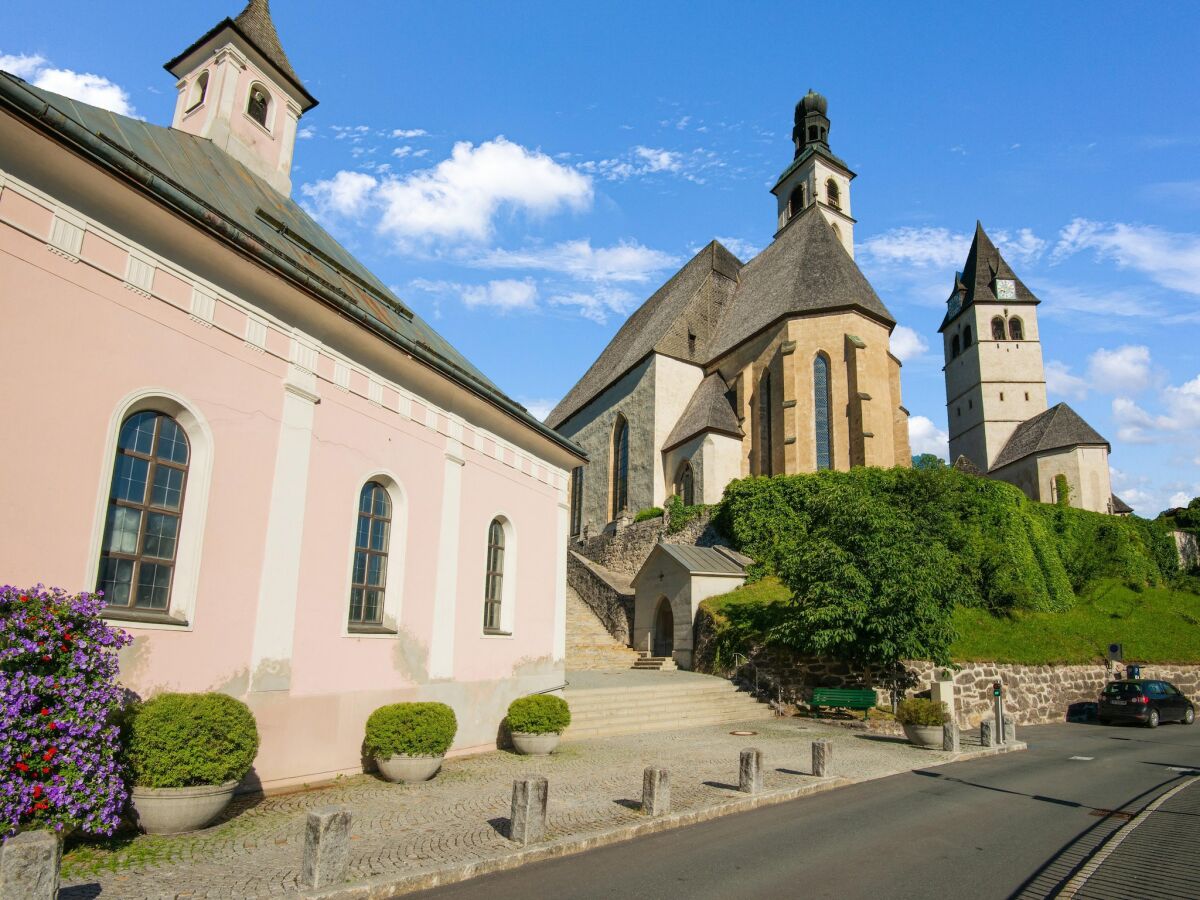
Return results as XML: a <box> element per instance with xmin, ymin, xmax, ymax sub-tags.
<box><xmin>634</xmin><ymin>506</ymin><xmax>664</xmax><ymax>523</ymax></box>
<box><xmin>124</xmin><ymin>693</ymin><xmax>259</xmax><ymax>788</ymax></box>
<box><xmin>365</xmin><ymin>702</ymin><xmax>457</xmax><ymax>758</ymax></box>
<box><xmin>506</xmin><ymin>695</ymin><xmax>571</xmax><ymax>734</ymax></box>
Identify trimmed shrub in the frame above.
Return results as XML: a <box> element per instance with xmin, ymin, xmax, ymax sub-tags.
<box><xmin>365</xmin><ymin>702</ymin><xmax>457</xmax><ymax>758</ymax></box>
<box><xmin>634</xmin><ymin>506</ymin><xmax>664</xmax><ymax>523</ymax></box>
<box><xmin>506</xmin><ymin>695</ymin><xmax>571</xmax><ymax>735</ymax></box>
<box><xmin>125</xmin><ymin>693</ymin><xmax>259</xmax><ymax>788</ymax></box>
<box><xmin>1</xmin><ymin>585</ymin><xmax>132</xmax><ymax>838</ymax></box>
<box><xmin>895</xmin><ymin>698</ymin><xmax>949</xmax><ymax>727</ymax></box>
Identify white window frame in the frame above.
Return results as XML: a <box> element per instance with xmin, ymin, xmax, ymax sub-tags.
<box><xmin>341</xmin><ymin>471</ymin><xmax>407</xmax><ymax>638</ymax></box>
<box><xmin>86</xmin><ymin>389</ymin><xmax>214</xmax><ymax>631</ymax></box>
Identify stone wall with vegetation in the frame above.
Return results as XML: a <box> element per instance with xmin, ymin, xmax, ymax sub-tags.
<box><xmin>573</xmin><ymin>508</ymin><xmax>715</xmax><ymax>577</ymax></box>
<box><xmin>567</xmin><ymin>551</ymin><xmax>634</xmax><ymax>644</ymax></box>
<box><xmin>1176</xmin><ymin>531</ymin><xmax>1199</xmax><ymax>571</ymax></box>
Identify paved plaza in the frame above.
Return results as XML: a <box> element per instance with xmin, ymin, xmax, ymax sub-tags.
<box><xmin>60</xmin><ymin>713</ymin><xmax>1006</xmax><ymax>899</ymax></box>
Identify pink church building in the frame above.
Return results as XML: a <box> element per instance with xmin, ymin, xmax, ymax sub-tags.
<box><xmin>0</xmin><ymin>1</ymin><xmax>583</xmax><ymax>790</ymax></box>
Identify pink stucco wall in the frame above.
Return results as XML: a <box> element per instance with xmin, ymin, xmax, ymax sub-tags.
<box><xmin>0</xmin><ymin>177</ymin><xmax>567</xmax><ymax>790</ymax></box>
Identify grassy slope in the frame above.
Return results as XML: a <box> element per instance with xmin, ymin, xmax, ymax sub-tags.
<box><xmin>701</xmin><ymin>576</ymin><xmax>1200</xmax><ymax>666</ymax></box>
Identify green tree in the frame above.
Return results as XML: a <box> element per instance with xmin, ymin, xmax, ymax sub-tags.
<box><xmin>911</xmin><ymin>453</ymin><xmax>946</xmax><ymax>471</ymax></box>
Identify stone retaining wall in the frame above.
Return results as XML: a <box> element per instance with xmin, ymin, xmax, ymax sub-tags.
<box><xmin>573</xmin><ymin>511</ymin><xmax>716</xmax><ymax>577</ymax></box>
<box><xmin>567</xmin><ymin>551</ymin><xmax>634</xmax><ymax>645</ymax></box>
<box><xmin>1175</xmin><ymin>530</ymin><xmax>1198</xmax><ymax>571</ymax></box>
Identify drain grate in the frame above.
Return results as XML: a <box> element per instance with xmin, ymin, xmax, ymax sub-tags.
<box><xmin>1089</xmin><ymin>808</ymin><xmax>1136</xmax><ymax>820</ymax></box>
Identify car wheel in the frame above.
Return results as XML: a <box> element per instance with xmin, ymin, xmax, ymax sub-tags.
<box><xmin>1185</xmin><ymin>708</ymin><xmax>1195</xmax><ymax>726</ymax></box>
<box><xmin>1147</xmin><ymin>709</ymin><xmax>1160</xmax><ymax>728</ymax></box>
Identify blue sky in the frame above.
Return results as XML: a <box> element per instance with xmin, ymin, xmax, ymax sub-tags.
<box><xmin>5</xmin><ymin>2</ymin><xmax>1199</xmax><ymax>514</ymax></box>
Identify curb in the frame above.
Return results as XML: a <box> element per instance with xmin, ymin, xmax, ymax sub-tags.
<box><xmin>302</xmin><ymin>740</ymin><xmax>1027</xmax><ymax>899</ymax></box>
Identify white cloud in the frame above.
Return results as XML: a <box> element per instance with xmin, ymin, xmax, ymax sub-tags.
<box><xmin>300</xmin><ymin>170</ymin><xmax>378</xmax><ymax>219</ymax></box>
<box><xmin>1163</xmin><ymin>373</ymin><xmax>1200</xmax><ymax>430</ymax></box>
<box><xmin>1045</xmin><ymin>360</ymin><xmax>1089</xmax><ymax>401</ymax></box>
<box><xmin>857</xmin><ymin>227</ymin><xmax>969</xmax><ymax>269</ymax></box>
<box><xmin>375</xmin><ymin>138</ymin><xmax>592</xmax><ymax>244</ymax></box>
<box><xmin>579</xmin><ymin>146</ymin><xmax>725</xmax><ymax>184</ymax></box>
<box><xmin>1053</xmin><ymin>217</ymin><xmax>1200</xmax><ymax>296</ymax></box>
<box><xmin>517</xmin><ymin>398</ymin><xmax>557</xmax><ymax>421</ymax></box>
<box><xmin>908</xmin><ymin>415</ymin><xmax>948</xmax><ymax>458</ymax></box>
<box><xmin>1169</xmin><ymin>491</ymin><xmax>1192</xmax><ymax>508</ymax></box>
<box><xmin>1112</xmin><ymin>397</ymin><xmax>1164</xmax><ymax>444</ymax></box>
<box><xmin>713</xmin><ymin>236</ymin><xmax>761</xmax><ymax>260</ymax></box>
<box><xmin>549</xmin><ymin>287</ymin><xmax>638</xmax><ymax>324</ymax></box>
<box><xmin>0</xmin><ymin>53</ymin><xmax>47</xmax><ymax>78</ymax></box>
<box><xmin>297</xmin><ymin>126</ymin><xmax>316</xmax><ymax>140</ymax></box>
<box><xmin>1087</xmin><ymin>345</ymin><xmax>1152</xmax><ymax>393</ymax></box>
<box><xmin>633</xmin><ymin>146</ymin><xmax>681</xmax><ymax>173</ymax></box>
<box><xmin>391</xmin><ymin>128</ymin><xmax>428</xmax><ymax>139</ymax></box>
<box><xmin>476</xmin><ymin>239</ymin><xmax>676</xmax><ymax>284</ymax></box>
<box><xmin>992</xmin><ymin>228</ymin><xmax>1046</xmax><ymax>264</ymax></box>
<box><xmin>461</xmin><ymin>279</ymin><xmax>538</xmax><ymax>312</ymax></box>
<box><xmin>889</xmin><ymin>324</ymin><xmax>928</xmax><ymax>362</ymax></box>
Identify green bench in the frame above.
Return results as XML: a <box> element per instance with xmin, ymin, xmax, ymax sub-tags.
<box><xmin>810</xmin><ymin>688</ymin><xmax>878</xmax><ymax>720</ymax></box>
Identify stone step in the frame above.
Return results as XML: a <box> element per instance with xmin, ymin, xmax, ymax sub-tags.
<box><xmin>564</xmin><ymin>707</ymin><xmax>774</xmax><ymax>741</ymax></box>
<box><xmin>567</xmin><ymin>697</ymin><xmax>768</xmax><ymax>721</ymax></box>
<box><xmin>563</xmin><ymin>683</ymin><xmax>753</xmax><ymax>702</ymax></box>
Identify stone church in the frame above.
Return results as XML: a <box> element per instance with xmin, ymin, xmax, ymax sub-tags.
<box><xmin>940</xmin><ymin>224</ymin><xmax>1128</xmax><ymax>514</ymax></box>
<box><xmin>548</xmin><ymin>91</ymin><xmax>912</xmax><ymax>538</ymax></box>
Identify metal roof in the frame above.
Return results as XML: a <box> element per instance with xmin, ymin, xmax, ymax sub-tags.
<box><xmin>655</xmin><ymin>543</ymin><xmax>749</xmax><ymax>576</ymax></box>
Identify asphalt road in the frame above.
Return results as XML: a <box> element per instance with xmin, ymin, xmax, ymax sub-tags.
<box><xmin>413</xmin><ymin>721</ymin><xmax>1200</xmax><ymax>900</ymax></box>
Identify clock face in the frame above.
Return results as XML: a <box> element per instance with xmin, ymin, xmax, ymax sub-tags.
<box><xmin>996</xmin><ymin>279</ymin><xmax>1016</xmax><ymax>300</ymax></box>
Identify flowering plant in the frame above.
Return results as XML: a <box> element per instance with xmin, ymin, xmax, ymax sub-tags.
<box><xmin>1</xmin><ymin>585</ymin><xmax>131</xmax><ymax>839</ymax></box>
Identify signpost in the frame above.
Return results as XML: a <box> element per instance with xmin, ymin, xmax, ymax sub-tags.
<box><xmin>992</xmin><ymin>681</ymin><xmax>1004</xmax><ymax>744</ymax></box>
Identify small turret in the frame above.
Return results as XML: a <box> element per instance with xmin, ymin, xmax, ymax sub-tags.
<box><xmin>793</xmin><ymin>88</ymin><xmax>831</xmax><ymax>156</ymax></box>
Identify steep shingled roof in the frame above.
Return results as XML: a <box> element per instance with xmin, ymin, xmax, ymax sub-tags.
<box><xmin>0</xmin><ymin>73</ymin><xmax>578</xmax><ymax>455</ymax></box>
<box><xmin>940</xmin><ymin>221</ymin><xmax>1039</xmax><ymax>332</ymax></box>
<box><xmin>164</xmin><ymin>0</ymin><xmax>317</xmax><ymax>110</ymax></box>
<box><xmin>990</xmin><ymin>403</ymin><xmax>1110</xmax><ymax>471</ymax></box>
<box><xmin>663</xmin><ymin>374</ymin><xmax>743</xmax><ymax>451</ymax></box>
<box><xmin>547</xmin><ymin>205</ymin><xmax>895</xmax><ymax>430</ymax></box>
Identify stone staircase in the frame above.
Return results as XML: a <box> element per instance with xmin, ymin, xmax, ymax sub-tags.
<box><xmin>563</xmin><ymin>673</ymin><xmax>774</xmax><ymax>741</ymax></box>
<box><xmin>633</xmin><ymin>654</ymin><xmax>677</xmax><ymax>672</ymax></box>
<box><xmin>565</xmin><ymin>585</ymin><xmax>641</xmax><ymax>670</ymax></box>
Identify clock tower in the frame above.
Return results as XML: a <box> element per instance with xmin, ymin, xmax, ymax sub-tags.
<box><xmin>941</xmin><ymin>222</ymin><xmax>1047</xmax><ymax>471</ymax></box>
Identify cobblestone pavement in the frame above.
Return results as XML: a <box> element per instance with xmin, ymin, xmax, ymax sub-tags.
<box><xmin>60</xmin><ymin>717</ymin><xmax>992</xmax><ymax>899</ymax></box>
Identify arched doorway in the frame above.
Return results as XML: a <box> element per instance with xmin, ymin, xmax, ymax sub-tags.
<box><xmin>653</xmin><ymin>597</ymin><xmax>674</xmax><ymax>658</ymax></box>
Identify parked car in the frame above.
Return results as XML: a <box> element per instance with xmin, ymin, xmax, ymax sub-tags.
<box><xmin>1098</xmin><ymin>679</ymin><xmax>1196</xmax><ymax>728</ymax></box>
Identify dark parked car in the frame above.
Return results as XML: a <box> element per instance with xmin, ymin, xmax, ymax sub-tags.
<box><xmin>1098</xmin><ymin>679</ymin><xmax>1195</xmax><ymax>728</ymax></box>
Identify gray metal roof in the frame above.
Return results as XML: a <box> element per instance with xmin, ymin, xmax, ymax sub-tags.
<box><xmin>548</xmin><ymin>205</ymin><xmax>895</xmax><ymax>430</ymax></box>
<box><xmin>990</xmin><ymin>403</ymin><xmax>1110</xmax><ymax>471</ymax></box>
<box><xmin>939</xmin><ymin>222</ymin><xmax>1040</xmax><ymax>333</ymax></box>
<box><xmin>656</xmin><ymin>543</ymin><xmax>749</xmax><ymax>576</ymax></box>
<box><xmin>663</xmin><ymin>373</ymin><xmax>743</xmax><ymax>451</ymax></box>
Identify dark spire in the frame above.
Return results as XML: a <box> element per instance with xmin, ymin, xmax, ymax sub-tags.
<box><xmin>233</xmin><ymin>0</ymin><xmax>303</xmax><ymax>87</ymax></box>
<box><xmin>793</xmin><ymin>89</ymin><xmax>831</xmax><ymax>158</ymax></box>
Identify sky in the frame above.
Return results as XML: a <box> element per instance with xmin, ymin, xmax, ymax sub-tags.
<box><xmin>4</xmin><ymin>1</ymin><xmax>1199</xmax><ymax>515</ymax></box>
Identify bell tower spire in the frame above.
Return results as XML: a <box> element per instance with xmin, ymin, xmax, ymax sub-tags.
<box><xmin>164</xmin><ymin>0</ymin><xmax>318</xmax><ymax>196</ymax></box>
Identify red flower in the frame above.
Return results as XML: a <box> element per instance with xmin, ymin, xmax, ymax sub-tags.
<box><xmin>40</xmin><ymin>708</ymin><xmax>50</xmax><ymax>716</ymax></box>
<box><xmin>42</xmin><ymin>747</ymin><xmax>57</xmax><ymax>762</ymax></box>
<box><xmin>47</xmin><ymin>722</ymin><xmax>58</xmax><ymax>731</ymax></box>
<box><xmin>19</xmin><ymin>594</ymin><xmax>27</xmax><ymax>602</ymax></box>
<box><xmin>14</xmin><ymin>762</ymin><xmax>29</xmax><ymax>773</ymax></box>
<box><xmin>41</xmin><ymin>655</ymin><xmax>51</xmax><ymax>662</ymax></box>
<box><xmin>41</xmin><ymin>767</ymin><xmax>50</xmax><ymax>775</ymax></box>
<box><xmin>33</xmin><ymin>801</ymin><xmax>48</xmax><ymax>811</ymax></box>
<box><xmin>32</xmin><ymin>785</ymin><xmax>43</xmax><ymax>799</ymax></box>
<box><xmin>63</xmin><ymin>632</ymin><xmax>72</xmax><ymax>641</ymax></box>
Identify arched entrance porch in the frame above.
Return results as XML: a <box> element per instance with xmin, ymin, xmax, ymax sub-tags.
<box><xmin>652</xmin><ymin>596</ymin><xmax>674</xmax><ymax>659</ymax></box>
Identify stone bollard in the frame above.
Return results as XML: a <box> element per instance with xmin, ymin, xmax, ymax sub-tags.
<box><xmin>812</xmin><ymin>739</ymin><xmax>833</xmax><ymax>777</ymax></box>
<box><xmin>642</xmin><ymin>766</ymin><xmax>670</xmax><ymax>816</ymax></box>
<box><xmin>942</xmin><ymin>721</ymin><xmax>960</xmax><ymax>753</ymax></box>
<box><xmin>302</xmin><ymin>805</ymin><xmax>352</xmax><ymax>889</ymax></box>
<box><xmin>0</xmin><ymin>829</ymin><xmax>61</xmax><ymax>900</ymax></box>
<box><xmin>510</xmin><ymin>776</ymin><xmax>549</xmax><ymax>846</ymax></box>
<box><xmin>739</xmin><ymin>748</ymin><xmax>763</xmax><ymax>794</ymax></box>
<box><xmin>980</xmin><ymin>719</ymin><xmax>998</xmax><ymax>748</ymax></box>
<box><xmin>1003</xmin><ymin>719</ymin><xmax>1017</xmax><ymax>745</ymax></box>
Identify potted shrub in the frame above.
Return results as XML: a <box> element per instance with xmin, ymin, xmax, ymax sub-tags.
<box><xmin>506</xmin><ymin>694</ymin><xmax>571</xmax><ymax>755</ymax></box>
<box><xmin>365</xmin><ymin>702</ymin><xmax>457</xmax><ymax>783</ymax></box>
<box><xmin>125</xmin><ymin>692</ymin><xmax>259</xmax><ymax>834</ymax></box>
<box><xmin>896</xmin><ymin>698</ymin><xmax>950</xmax><ymax>749</ymax></box>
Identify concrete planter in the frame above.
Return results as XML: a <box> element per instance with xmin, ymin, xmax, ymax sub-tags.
<box><xmin>375</xmin><ymin>755</ymin><xmax>443</xmax><ymax>783</ymax></box>
<box><xmin>130</xmin><ymin>781</ymin><xmax>238</xmax><ymax>834</ymax></box>
<box><xmin>901</xmin><ymin>723</ymin><xmax>945</xmax><ymax>749</ymax></box>
<box><xmin>511</xmin><ymin>732</ymin><xmax>561</xmax><ymax>755</ymax></box>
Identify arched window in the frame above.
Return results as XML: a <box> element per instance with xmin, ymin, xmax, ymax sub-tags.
<box><xmin>247</xmin><ymin>84</ymin><xmax>271</xmax><ymax>128</ymax></box>
<box><xmin>826</xmin><ymin>178</ymin><xmax>840</xmax><ymax>210</ymax></box>
<box><xmin>349</xmin><ymin>482</ymin><xmax>391</xmax><ymax>626</ymax></box>
<box><xmin>186</xmin><ymin>71</ymin><xmax>209</xmax><ymax>112</ymax></box>
<box><xmin>951</xmin><ymin>335</ymin><xmax>961</xmax><ymax>358</ymax></box>
<box><xmin>814</xmin><ymin>354</ymin><xmax>833</xmax><ymax>470</ymax></box>
<box><xmin>991</xmin><ymin>316</ymin><xmax>1006</xmax><ymax>341</ymax></box>
<box><xmin>963</xmin><ymin>325</ymin><xmax>973</xmax><ymax>349</ymax></box>
<box><xmin>97</xmin><ymin>411</ymin><xmax>190</xmax><ymax>611</ymax></box>
<box><xmin>569</xmin><ymin>466</ymin><xmax>584</xmax><ymax>537</ymax></box>
<box><xmin>758</xmin><ymin>368</ymin><xmax>773</xmax><ymax>476</ymax></box>
<box><xmin>789</xmin><ymin>183</ymin><xmax>806</xmax><ymax>218</ymax></box>
<box><xmin>676</xmin><ymin>461</ymin><xmax>695</xmax><ymax>506</ymax></box>
<box><xmin>611</xmin><ymin>416</ymin><xmax>629</xmax><ymax>519</ymax></box>
<box><xmin>1009</xmin><ymin>317</ymin><xmax>1024</xmax><ymax>340</ymax></box>
<box><xmin>483</xmin><ymin>518</ymin><xmax>506</xmax><ymax>633</ymax></box>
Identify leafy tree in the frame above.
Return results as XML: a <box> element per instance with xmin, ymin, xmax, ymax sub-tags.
<box><xmin>1159</xmin><ymin>497</ymin><xmax>1200</xmax><ymax>532</ymax></box>
<box><xmin>911</xmin><ymin>453</ymin><xmax>946</xmax><ymax>471</ymax></box>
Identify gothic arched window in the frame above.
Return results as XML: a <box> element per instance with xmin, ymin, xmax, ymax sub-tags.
<box><xmin>758</xmin><ymin>369</ymin><xmax>773</xmax><ymax>476</ymax></box>
<box><xmin>951</xmin><ymin>335</ymin><xmax>961</xmax><ymax>358</ymax></box>
<box><xmin>186</xmin><ymin>71</ymin><xmax>209</xmax><ymax>112</ymax></box>
<box><xmin>1009</xmin><ymin>317</ymin><xmax>1024</xmax><ymax>341</ymax></box>
<box><xmin>991</xmin><ymin>316</ymin><xmax>1006</xmax><ymax>341</ymax></box>
<box><xmin>814</xmin><ymin>354</ymin><xmax>833</xmax><ymax>470</ymax></box>
<box><xmin>963</xmin><ymin>325</ymin><xmax>973</xmax><ymax>349</ymax></box>
<box><xmin>611</xmin><ymin>415</ymin><xmax>629</xmax><ymax>519</ymax></box>
<box><xmin>349</xmin><ymin>482</ymin><xmax>391</xmax><ymax>626</ymax></box>
<box><xmin>826</xmin><ymin>178</ymin><xmax>841</xmax><ymax>210</ymax></box>
<box><xmin>483</xmin><ymin>518</ymin><xmax>506</xmax><ymax>633</ymax></box>
<box><xmin>789</xmin><ymin>183</ymin><xmax>806</xmax><ymax>219</ymax></box>
<box><xmin>569</xmin><ymin>466</ymin><xmax>584</xmax><ymax>537</ymax></box>
<box><xmin>247</xmin><ymin>84</ymin><xmax>271</xmax><ymax>128</ymax></box>
<box><xmin>97</xmin><ymin>411</ymin><xmax>190</xmax><ymax>611</ymax></box>
<box><xmin>676</xmin><ymin>461</ymin><xmax>695</xmax><ymax>506</ymax></box>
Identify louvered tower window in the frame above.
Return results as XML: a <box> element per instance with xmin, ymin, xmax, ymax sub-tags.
<box><xmin>814</xmin><ymin>354</ymin><xmax>833</xmax><ymax>470</ymax></box>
